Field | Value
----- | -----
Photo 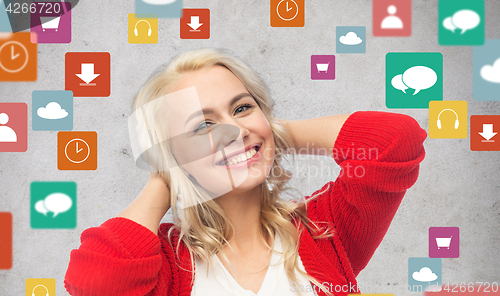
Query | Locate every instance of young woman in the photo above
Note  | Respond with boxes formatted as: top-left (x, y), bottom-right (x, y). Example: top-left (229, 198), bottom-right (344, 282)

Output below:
top-left (64, 48), bottom-right (427, 296)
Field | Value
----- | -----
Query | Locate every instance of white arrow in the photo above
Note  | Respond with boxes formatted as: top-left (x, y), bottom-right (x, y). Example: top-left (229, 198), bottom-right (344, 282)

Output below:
top-left (479, 124), bottom-right (497, 141)
top-left (188, 16), bottom-right (203, 31)
top-left (76, 63), bottom-right (100, 84)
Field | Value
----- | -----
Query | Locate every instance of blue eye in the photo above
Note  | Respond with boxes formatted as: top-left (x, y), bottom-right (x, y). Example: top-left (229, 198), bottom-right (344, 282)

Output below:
top-left (235, 104), bottom-right (253, 114)
top-left (194, 121), bottom-right (213, 133)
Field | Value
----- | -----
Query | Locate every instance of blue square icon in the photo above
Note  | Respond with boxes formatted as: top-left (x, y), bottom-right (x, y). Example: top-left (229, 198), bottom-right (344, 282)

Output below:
top-left (32, 91), bottom-right (73, 131)
top-left (135, 0), bottom-right (183, 18)
top-left (336, 26), bottom-right (366, 53)
top-left (473, 39), bottom-right (500, 101)
top-left (408, 257), bottom-right (442, 292)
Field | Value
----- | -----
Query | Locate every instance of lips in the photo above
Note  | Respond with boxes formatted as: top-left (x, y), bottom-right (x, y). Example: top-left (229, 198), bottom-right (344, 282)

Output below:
top-left (215, 143), bottom-right (261, 166)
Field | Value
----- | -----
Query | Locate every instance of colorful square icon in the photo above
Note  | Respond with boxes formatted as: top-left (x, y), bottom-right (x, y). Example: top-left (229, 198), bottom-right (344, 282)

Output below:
top-left (0, 103), bottom-right (27, 152)
top-left (26, 278), bottom-right (55, 296)
top-left (373, 0), bottom-right (411, 36)
top-left (470, 115), bottom-right (500, 151)
top-left (0, 212), bottom-right (12, 269)
top-left (438, 0), bottom-right (484, 46)
top-left (30, 2), bottom-right (71, 44)
top-left (135, 0), bottom-right (182, 18)
top-left (408, 257), bottom-right (442, 292)
top-left (429, 101), bottom-right (467, 139)
top-left (32, 90), bottom-right (73, 131)
top-left (30, 181), bottom-right (77, 229)
top-left (311, 55), bottom-right (335, 80)
top-left (473, 39), bottom-right (500, 101)
top-left (65, 52), bottom-right (110, 97)
top-left (0, 1), bottom-right (12, 32)
top-left (386, 52), bottom-right (443, 108)
top-left (128, 14), bottom-right (158, 44)
top-left (58, 131), bottom-right (97, 170)
top-left (429, 227), bottom-right (459, 258)
top-left (0, 32), bottom-right (37, 81)
top-left (270, 0), bottom-right (304, 27)
top-left (336, 26), bottom-right (366, 54)
top-left (180, 9), bottom-right (210, 39)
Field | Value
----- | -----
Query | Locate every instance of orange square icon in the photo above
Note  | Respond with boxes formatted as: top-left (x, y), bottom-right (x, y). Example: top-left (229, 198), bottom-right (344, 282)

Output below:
top-left (271, 0), bottom-right (304, 27)
top-left (65, 52), bottom-right (110, 97)
top-left (0, 33), bottom-right (37, 81)
top-left (470, 115), bottom-right (500, 151)
top-left (0, 212), bottom-right (12, 269)
top-left (180, 9), bottom-right (210, 39)
top-left (58, 131), bottom-right (97, 170)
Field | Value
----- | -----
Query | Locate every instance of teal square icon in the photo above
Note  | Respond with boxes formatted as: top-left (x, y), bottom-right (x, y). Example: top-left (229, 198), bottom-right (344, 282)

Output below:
top-left (336, 26), bottom-right (366, 54)
top-left (32, 91), bottom-right (73, 131)
top-left (438, 0), bottom-right (484, 46)
top-left (386, 52), bottom-right (443, 108)
top-left (135, 0), bottom-right (183, 18)
top-left (30, 181), bottom-right (77, 229)
top-left (408, 257), bottom-right (442, 292)
top-left (473, 39), bottom-right (500, 101)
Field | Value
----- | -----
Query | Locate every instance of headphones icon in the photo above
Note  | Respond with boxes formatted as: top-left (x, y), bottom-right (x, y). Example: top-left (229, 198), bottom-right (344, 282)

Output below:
top-left (437, 108), bottom-right (459, 129)
top-left (134, 20), bottom-right (152, 36)
top-left (32, 284), bottom-right (49, 296)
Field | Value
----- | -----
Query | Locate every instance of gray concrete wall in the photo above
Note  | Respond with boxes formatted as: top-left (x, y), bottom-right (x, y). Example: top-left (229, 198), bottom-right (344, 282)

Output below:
top-left (1, 0), bottom-right (499, 295)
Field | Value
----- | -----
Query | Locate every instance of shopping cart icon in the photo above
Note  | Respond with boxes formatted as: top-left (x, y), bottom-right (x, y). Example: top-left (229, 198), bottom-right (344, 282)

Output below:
top-left (316, 62), bottom-right (330, 73)
top-left (40, 16), bottom-right (62, 32)
top-left (435, 236), bottom-right (452, 249)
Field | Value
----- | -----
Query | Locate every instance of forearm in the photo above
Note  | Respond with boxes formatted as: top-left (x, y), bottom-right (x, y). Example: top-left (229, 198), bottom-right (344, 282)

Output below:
top-left (278, 114), bottom-right (351, 156)
top-left (117, 176), bottom-right (171, 235)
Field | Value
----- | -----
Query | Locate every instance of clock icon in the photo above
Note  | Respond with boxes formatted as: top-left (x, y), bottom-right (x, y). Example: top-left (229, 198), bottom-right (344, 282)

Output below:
top-left (276, 0), bottom-right (299, 21)
top-left (64, 138), bottom-right (90, 164)
top-left (0, 41), bottom-right (29, 73)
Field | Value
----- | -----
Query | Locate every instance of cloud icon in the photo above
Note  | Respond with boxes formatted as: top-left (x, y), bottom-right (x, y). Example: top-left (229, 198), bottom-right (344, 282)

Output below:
top-left (142, 0), bottom-right (176, 4)
top-left (37, 102), bottom-right (68, 119)
top-left (412, 267), bottom-right (438, 282)
top-left (480, 58), bottom-right (500, 84)
top-left (339, 32), bottom-right (362, 45)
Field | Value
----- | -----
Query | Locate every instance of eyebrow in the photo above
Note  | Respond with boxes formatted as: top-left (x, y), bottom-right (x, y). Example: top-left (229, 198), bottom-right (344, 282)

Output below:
top-left (184, 93), bottom-right (253, 127)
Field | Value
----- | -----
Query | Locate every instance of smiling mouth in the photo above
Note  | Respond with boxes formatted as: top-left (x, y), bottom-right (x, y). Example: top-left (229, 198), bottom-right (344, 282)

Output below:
top-left (216, 144), bottom-right (261, 166)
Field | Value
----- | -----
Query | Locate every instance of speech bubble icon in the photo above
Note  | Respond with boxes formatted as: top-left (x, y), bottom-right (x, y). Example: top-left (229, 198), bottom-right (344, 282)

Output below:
top-left (391, 74), bottom-right (409, 94)
top-left (44, 193), bottom-right (72, 218)
top-left (402, 66), bottom-right (437, 95)
top-left (35, 200), bottom-right (49, 216)
top-left (452, 9), bottom-right (480, 34)
top-left (443, 17), bottom-right (457, 32)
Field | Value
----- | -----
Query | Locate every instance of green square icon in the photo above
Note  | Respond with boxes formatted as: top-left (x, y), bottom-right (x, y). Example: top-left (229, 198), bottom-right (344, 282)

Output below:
top-left (386, 52), bottom-right (443, 108)
top-left (30, 181), bottom-right (77, 229)
top-left (438, 0), bottom-right (484, 46)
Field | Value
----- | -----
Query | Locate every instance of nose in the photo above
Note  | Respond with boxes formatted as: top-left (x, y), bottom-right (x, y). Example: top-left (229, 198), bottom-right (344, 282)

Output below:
top-left (218, 119), bottom-right (250, 147)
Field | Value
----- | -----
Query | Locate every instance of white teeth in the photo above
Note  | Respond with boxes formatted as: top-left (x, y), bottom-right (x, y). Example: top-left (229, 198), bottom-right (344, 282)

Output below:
top-left (222, 146), bottom-right (258, 166)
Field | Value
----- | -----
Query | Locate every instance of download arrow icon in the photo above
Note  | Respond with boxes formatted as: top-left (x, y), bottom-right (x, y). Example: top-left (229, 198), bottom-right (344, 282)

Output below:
top-left (479, 124), bottom-right (497, 141)
top-left (76, 63), bottom-right (100, 84)
top-left (188, 16), bottom-right (203, 31)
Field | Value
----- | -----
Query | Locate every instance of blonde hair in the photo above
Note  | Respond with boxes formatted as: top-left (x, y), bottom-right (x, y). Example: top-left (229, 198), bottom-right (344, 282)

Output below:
top-left (132, 48), bottom-right (336, 296)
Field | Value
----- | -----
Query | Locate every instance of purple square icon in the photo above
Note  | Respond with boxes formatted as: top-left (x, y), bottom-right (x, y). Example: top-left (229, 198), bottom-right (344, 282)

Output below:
top-left (429, 227), bottom-right (459, 258)
top-left (30, 2), bottom-right (71, 44)
top-left (311, 55), bottom-right (335, 80)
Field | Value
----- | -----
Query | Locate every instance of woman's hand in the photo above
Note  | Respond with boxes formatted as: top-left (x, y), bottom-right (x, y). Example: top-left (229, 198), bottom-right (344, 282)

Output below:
top-left (116, 172), bottom-right (172, 235)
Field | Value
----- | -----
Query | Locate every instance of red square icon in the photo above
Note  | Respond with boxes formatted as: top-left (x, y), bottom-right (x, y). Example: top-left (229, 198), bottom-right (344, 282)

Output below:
top-left (0, 212), bottom-right (12, 269)
top-left (373, 0), bottom-right (412, 36)
top-left (180, 9), bottom-right (210, 39)
top-left (0, 103), bottom-right (27, 152)
top-left (470, 115), bottom-right (500, 151)
top-left (65, 52), bottom-right (110, 97)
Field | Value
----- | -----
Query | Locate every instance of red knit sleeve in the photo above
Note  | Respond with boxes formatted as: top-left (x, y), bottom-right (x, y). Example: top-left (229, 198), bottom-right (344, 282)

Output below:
top-left (306, 111), bottom-right (427, 276)
top-left (64, 217), bottom-right (170, 296)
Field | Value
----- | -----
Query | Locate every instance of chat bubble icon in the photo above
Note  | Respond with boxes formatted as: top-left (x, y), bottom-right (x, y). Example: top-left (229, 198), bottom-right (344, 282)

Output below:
top-left (402, 66), bottom-right (437, 95)
top-left (391, 74), bottom-right (409, 94)
top-left (444, 9), bottom-right (481, 34)
top-left (44, 193), bottom-right (72, 218)
top-left (443, 17), bottom-right (457, 33)
top-left (35, 200), bottom-right (49, 216)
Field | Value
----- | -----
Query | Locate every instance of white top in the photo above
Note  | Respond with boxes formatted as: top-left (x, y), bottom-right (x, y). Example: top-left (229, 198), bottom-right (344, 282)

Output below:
top-left (192, 233), bottom-right (318, 296)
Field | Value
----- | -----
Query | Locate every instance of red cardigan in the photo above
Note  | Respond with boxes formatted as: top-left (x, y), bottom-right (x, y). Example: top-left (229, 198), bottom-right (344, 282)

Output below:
top-left (64, 111), bottom-right (427, 296)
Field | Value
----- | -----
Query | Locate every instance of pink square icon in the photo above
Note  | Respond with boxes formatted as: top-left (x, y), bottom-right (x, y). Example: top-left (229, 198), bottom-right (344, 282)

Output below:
top-left (311, 55), bottom-right (335, 80)
top-left (429, 227), bottom-right (459, 258)
top-left (0, 103), bottom-right (27, 152)
top-left (30, 2), bottom-right (71, 44)
top-left (373, 0), bottom-right (412, 36)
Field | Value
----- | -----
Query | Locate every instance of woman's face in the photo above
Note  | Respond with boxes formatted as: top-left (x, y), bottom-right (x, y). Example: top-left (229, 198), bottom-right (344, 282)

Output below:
top-left (165, 65), bottom-right (275, 202)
